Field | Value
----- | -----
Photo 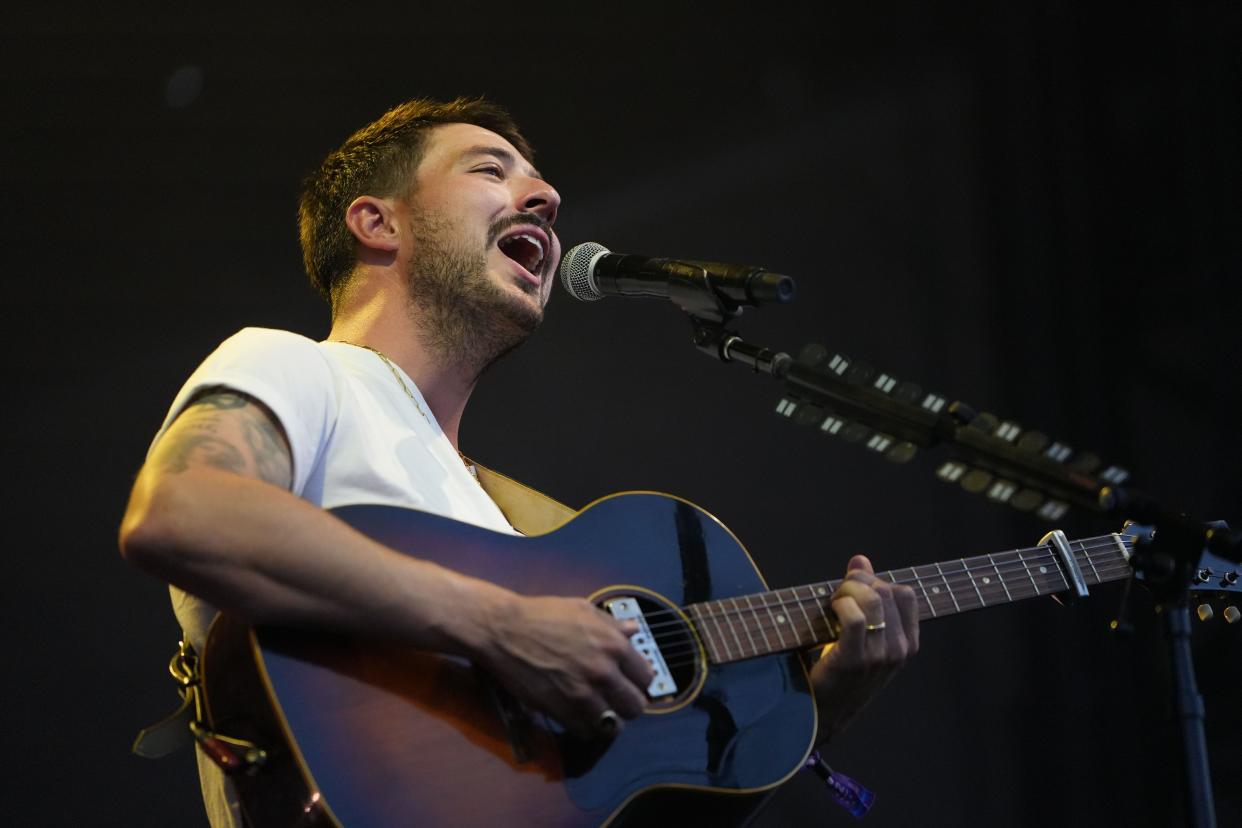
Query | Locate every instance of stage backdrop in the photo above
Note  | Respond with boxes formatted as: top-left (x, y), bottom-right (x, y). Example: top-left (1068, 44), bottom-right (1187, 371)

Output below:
top-left (3, 3), bottom-right (1238, 826)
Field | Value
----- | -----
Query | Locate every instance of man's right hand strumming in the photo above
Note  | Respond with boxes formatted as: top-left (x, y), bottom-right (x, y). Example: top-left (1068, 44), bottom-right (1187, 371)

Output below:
top-left (472, 592), bottom-right (655, 738)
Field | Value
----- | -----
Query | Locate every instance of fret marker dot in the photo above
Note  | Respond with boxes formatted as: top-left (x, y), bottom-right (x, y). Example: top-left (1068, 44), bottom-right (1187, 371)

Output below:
top-left (931, 586), bottom-right (941, 594)
top-left (1039, 566), bottom-right (1048, 574)
top-left (776, 614), bottom-right (786, 624)
top-left (816, 587), bottom-right (827, 596)
top-left (982, 576), bottom-right (991, 584)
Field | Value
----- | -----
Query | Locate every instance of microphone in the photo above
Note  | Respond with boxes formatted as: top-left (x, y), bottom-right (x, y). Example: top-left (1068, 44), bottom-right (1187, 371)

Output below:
top-left (558, 242), bottom-right (796, 307)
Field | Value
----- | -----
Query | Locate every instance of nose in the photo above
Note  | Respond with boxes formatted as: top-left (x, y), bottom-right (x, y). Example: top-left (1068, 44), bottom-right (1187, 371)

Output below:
top-left (517, 177), bottom-right (560, 226)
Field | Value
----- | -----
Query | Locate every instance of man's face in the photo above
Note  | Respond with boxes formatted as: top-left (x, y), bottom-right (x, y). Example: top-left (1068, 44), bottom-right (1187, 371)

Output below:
top-left (400, 123), bottom-right (562, 322)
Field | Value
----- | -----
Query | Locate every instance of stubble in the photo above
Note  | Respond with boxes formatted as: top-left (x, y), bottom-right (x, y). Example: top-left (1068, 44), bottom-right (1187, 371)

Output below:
top-left (404, 208), bottom-right (543, 380)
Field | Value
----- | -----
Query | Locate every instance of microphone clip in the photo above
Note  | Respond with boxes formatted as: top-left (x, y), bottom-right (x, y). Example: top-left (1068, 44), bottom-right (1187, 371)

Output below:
top-left (689, 316), bottom-right (793, 377)
top-left (665, 260), bottom-right (745, 324)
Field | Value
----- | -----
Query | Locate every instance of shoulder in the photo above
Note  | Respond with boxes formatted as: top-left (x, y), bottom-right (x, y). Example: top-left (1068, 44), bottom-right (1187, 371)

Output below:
top-left (211, 327), bottom-right (331, 366)
top-left (189, 327), bottom-right (339, 396)
top-left (153, 328), bottom-right (340, 493)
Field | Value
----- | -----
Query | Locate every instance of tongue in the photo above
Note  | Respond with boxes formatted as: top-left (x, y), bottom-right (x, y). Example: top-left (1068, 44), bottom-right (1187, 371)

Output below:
top-left (500, 237), bottom-right (537, 271)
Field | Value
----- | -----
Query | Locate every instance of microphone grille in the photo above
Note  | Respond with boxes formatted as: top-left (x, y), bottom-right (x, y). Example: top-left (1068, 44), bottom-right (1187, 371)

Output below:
top-left (558, 242), bottom-right (609, 301)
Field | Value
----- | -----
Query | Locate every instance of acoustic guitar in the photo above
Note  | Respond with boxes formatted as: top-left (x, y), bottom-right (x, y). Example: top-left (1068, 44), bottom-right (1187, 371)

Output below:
top-left (200, 492), bottom-right (1235, 827)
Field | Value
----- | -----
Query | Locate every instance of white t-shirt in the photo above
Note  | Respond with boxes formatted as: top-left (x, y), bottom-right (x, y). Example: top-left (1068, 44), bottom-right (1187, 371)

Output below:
top-left (148, 326), bottom-right (517, 827)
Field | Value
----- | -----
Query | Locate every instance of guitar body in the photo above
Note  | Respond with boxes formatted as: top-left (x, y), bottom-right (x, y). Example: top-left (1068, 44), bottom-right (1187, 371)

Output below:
top-left (203, 493), bottom-right (817, 827)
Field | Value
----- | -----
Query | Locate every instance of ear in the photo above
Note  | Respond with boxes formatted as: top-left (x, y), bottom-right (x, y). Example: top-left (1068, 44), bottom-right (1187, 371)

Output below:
top-left (344, 195), bottom-right (401, 253)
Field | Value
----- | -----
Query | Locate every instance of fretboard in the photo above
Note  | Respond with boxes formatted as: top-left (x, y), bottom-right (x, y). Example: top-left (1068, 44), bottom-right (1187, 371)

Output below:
top-left (684, 533), bottom-right (1133, 665)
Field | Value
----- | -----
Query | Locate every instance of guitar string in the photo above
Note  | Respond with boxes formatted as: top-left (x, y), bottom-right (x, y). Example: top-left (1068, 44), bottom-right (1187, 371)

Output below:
top-left (650, 563), bottom-right (1138, 666)
top-left (650, 563), bottom-right (1142, 660)
top-left (636, 535), bottom-right (1127, 627)
top-left (640, 561), bottom-right (1118, 650)
top-left (648, 561), bottom-right (1140, 669)
top-left (633, 537), bottom-right (1130, 633)
top-left (653, 555), bottom-right (1127, 635)
top-left (639, 561), bottom-right (1137, 669)
top-left (638, 556), bottom-right (1136, 665)
top-left (642, 557), bottom-right (1134, 644)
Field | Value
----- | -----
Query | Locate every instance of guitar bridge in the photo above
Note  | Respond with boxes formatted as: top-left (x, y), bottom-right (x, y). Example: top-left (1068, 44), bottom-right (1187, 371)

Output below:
top-left (605, 597), bottom-right (678, 699)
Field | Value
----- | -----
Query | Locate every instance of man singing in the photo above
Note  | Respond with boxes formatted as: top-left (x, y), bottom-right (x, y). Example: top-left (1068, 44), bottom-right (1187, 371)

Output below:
top-left (119, 97), bottom-right (920, 827)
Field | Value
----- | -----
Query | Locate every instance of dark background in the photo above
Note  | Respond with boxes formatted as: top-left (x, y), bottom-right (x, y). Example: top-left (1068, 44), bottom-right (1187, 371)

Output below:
top-left (4, 2), bottom-right (1239, 826)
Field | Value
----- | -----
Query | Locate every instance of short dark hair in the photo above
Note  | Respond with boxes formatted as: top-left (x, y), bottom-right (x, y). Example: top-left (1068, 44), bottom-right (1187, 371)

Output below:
top-left (297, 97), bottom-right (534, 307)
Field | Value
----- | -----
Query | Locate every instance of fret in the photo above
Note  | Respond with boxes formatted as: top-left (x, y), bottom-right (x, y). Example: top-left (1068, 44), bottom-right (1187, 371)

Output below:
top-left (773, 589), bottom-right (810, 647)
top-left (1018, 546), bottom-right (1069, 595)
top-left (729, 597), bottom-right (759, 656)
top-left (786, 587), bottom-right (818, 646)
top-left (913, 563), bottom-right (952, 616)
top-left (1045, 547), bottom-right (1071, 593)
top-left (1018, 546), bottom-right (1043, 595)
top-left (907, 566), bottom-right (938, 618)
top-left (769, 590), bottom-right (797, 645)
top-left (718, 599), bottom-right (748, 657)
top-left (708, 601), bottom-right (736, 662)
top-left (959, 554), bottom-right (1004, 606)
top-left (986, 553), bottom-right (1014, 603)
top-left (807, 583), bottom-right (836, 638)
top-left (1077, 541), bottom-right (1102, 584)
top-left (1110, 533), bottom-right (1131, 565)
top-left (743, 594), bottom-right (774, 653)
top-left (689, 605), bottom-right (722, 663)
top-left (933, 560), bottom-right (964, 613)
top-left (962, 558), bottom-right (986, 606)
top-left (758, 592), bottom-right (790, 649)
top-left (993, 549), bottom-right (1037, 601)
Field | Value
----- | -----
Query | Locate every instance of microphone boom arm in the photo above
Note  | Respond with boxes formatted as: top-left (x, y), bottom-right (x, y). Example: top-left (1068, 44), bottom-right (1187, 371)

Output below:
top-left (677, 306), bottom-right (1236, 828)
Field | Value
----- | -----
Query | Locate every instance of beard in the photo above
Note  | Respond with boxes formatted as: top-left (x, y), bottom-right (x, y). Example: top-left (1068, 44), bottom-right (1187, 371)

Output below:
top-left (404, 208), bottom-right (544, 380)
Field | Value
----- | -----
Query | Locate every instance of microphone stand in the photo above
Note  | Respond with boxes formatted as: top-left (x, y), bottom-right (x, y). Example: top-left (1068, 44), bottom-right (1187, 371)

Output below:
top-left (676, 299), bottom-right (1239, 828)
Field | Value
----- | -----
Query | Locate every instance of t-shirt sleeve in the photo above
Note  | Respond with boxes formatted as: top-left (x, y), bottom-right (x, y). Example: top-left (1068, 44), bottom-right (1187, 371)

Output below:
top-left (149, 327), bottom-right (337, 496)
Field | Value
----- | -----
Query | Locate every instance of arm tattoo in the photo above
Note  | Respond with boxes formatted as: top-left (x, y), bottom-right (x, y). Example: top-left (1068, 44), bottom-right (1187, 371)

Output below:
top-left (193, 391), bottom-right (249, 410)
top-left (153, 388), bottom-right (293, 489)
top-left (155, 431), bottom-right (248, 475)
top-left (242, 409), bottom-right (293, 486)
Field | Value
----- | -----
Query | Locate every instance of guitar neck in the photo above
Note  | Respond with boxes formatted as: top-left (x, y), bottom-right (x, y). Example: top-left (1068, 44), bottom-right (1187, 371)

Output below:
top-left (685, 533), bottom-right (1135, 665)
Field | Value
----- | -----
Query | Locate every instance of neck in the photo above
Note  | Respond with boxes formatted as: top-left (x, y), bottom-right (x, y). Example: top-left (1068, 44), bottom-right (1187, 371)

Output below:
top-left (329, 290), bottom-right (477, 450)
top-left (685, 532), bottom-right (1135, 665)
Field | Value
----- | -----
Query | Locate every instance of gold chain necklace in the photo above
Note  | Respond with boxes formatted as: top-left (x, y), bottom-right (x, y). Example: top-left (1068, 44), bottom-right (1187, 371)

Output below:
top-left (339, 341), bottom-right (430, 420)
top-left (336, 341), bottom-right (478, 478)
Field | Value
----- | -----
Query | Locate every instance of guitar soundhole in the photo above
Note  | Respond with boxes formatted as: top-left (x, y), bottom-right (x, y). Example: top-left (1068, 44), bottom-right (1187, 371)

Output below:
top-left (596, 589), bottom-right (702, 712)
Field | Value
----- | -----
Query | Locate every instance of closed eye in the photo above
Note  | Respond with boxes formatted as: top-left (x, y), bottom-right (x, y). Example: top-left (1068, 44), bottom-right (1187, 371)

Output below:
top-left (474, 164), bottom-right (504, 178)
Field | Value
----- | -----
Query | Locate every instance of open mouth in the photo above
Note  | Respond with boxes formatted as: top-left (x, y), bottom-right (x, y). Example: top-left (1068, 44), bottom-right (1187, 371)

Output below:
top-left (497, 231), bottom-right (546, 278)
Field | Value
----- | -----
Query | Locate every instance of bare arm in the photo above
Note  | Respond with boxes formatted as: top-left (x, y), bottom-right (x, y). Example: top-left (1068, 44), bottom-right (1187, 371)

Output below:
top-left (119, 389), bottom-right (651, 735)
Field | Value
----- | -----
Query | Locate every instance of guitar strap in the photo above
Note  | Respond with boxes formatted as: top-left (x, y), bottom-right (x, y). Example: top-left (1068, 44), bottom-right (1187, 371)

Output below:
top-left (472, 461), bottom-right (577, 536)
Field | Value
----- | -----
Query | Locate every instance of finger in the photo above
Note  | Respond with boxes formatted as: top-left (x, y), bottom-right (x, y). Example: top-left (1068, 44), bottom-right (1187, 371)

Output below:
top-left (612, 616), bottom-right (642, 637)
top-left (601, 668), bottom-right (649, 720)
top-left (875, 583), bottom-right (906, 661)
top-left (847, 554), bottom-right (875, 576)
top-left (557, 671), bottom-right (638, 738)
top-left (833, 578), bottom-right (885, 626)
top-left (616, 639), bottom-right (656, 693)
top-left (894, 583), bottom-right (920, 654)
top-left (835, 578), bottom-right (888, 660)
top-left (554, 686), bottom-right (612, 740)
top-left (829, 592), bottom-right (868, 664)
top-left (598, 627), bottom-right (651, 719)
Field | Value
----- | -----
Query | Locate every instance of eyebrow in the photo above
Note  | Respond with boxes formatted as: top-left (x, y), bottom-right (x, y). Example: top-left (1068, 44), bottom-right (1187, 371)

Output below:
top-left (460, 145), bottom-right (543, 181)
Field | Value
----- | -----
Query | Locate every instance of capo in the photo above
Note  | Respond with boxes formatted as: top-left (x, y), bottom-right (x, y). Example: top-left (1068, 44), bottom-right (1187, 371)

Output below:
top-left (1040, 529), bottom-right (1090, 599)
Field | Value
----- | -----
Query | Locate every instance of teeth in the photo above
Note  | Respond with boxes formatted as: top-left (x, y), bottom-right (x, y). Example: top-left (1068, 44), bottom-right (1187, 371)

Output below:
top-left (504, 232), bottom-right (544, 272)
top-left (511, 233), bottom-right (544, 257)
